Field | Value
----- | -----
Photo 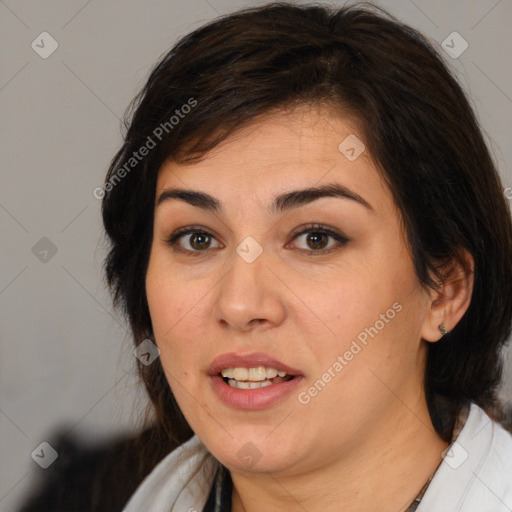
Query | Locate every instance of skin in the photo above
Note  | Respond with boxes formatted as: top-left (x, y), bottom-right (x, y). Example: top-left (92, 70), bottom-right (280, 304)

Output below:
top-left (145, 104), bottom-right (473, 512)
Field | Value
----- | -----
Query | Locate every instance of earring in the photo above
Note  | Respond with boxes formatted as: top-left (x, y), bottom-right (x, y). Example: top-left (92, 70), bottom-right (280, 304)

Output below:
top-left (439, 324), bottom-right (448, 336)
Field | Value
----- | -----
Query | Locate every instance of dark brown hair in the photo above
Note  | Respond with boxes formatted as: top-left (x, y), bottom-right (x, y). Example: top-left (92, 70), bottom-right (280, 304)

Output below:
top-left (101, 0), bottom-right (512, 467)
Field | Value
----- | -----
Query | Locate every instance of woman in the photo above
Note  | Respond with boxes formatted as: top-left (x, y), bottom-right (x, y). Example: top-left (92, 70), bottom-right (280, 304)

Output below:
top-left (99, 2), bottom-right (512, 511)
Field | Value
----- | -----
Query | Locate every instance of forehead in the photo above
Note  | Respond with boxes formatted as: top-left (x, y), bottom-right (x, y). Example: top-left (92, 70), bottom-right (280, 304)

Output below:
top-left (155, 105), bottom-right (389, 212)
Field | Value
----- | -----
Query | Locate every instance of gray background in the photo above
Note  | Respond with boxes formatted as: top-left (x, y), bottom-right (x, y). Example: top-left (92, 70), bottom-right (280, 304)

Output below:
top-left (1, 0), bottom-right (511, 510)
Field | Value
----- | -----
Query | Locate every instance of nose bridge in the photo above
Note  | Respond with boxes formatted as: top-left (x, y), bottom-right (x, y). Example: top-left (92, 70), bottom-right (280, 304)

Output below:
top-left (214, 238), bottom-right (285, 330)
top-left (224, 239), bottom-right (267, 306)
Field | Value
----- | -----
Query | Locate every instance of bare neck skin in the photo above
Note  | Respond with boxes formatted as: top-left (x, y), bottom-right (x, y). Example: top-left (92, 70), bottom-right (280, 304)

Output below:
top-left (230, 396), bottom-right (449, 512)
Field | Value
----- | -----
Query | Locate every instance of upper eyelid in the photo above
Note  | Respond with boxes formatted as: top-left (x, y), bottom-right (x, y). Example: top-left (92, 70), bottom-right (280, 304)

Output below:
top-left (170, 224), bottom-right (341, 238)
top-left (169, 226), bottom-right (221, 242)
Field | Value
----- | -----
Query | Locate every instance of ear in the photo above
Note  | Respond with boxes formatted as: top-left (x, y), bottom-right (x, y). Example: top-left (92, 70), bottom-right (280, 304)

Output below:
top-left (421, 250), bottom-right (474, 342)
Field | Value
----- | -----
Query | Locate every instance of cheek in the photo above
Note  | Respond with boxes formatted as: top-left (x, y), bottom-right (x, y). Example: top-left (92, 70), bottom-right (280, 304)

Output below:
top-left (145, 256), bottom-right (207, 370)
top-left (146, 275), bottom-right (210, 412)
top-left (146, 245), bottom-right (207, 329)
top-left (302, 235), bottom-right (414, 328)
top-left (297, 254), bottom-right (422, 383)
top-left (299, 268), bottom-right (402, 346)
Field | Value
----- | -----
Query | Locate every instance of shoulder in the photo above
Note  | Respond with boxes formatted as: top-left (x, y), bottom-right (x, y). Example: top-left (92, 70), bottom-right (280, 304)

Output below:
top-left (18, 425), bottom-right (181, 512)
top-left (121, 434), bottom-right (217, 512)
top-left (419, 402), bottom-right (512, 512)
top-left (461, 404), bottom-right (512, 509)
top-left (479, 407), bottom-right (512, 489)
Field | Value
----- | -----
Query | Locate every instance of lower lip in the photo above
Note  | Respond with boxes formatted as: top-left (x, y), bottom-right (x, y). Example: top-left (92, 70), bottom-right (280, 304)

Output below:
top-left (209, 374), bottom-right (304, 410)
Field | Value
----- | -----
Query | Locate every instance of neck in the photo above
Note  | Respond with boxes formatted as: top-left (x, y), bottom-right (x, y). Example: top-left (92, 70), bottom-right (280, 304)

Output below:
top-left (230, 399), bottom-right (449, 512)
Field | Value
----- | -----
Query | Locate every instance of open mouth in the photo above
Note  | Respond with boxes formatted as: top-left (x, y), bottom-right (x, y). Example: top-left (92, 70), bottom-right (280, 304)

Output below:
top-left (210, 361), bottom-right (303, 408)
top-left (220, 366), bottom-right (295, 389)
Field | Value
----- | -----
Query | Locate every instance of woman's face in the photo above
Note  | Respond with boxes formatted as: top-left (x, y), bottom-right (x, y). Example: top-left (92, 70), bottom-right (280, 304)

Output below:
top-left (145, 105), bottom-right (434, 475)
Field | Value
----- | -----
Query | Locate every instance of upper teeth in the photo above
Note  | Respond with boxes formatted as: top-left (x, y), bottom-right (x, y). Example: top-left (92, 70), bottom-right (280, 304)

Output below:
top-left (221, 366), bottom-right (287, 381)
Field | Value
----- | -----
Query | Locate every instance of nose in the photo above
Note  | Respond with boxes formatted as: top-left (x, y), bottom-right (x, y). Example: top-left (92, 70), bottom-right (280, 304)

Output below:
top-left (213, 245), bottom-right (286, 332)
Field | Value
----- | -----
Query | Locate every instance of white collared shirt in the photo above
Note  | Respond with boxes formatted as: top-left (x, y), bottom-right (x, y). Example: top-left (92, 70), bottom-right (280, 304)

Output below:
top-left (122, 403), bottom-right (512, 512)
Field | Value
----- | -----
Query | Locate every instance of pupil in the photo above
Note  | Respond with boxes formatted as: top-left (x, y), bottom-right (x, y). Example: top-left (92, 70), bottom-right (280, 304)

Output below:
top-left (308, 232), bottom-right (326, 249)
top-left (191, 233), bottom-right (209, 249)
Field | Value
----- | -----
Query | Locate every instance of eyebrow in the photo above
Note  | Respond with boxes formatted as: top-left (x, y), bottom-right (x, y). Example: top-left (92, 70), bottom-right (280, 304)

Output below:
top-left (156, 183), bottom-right (373, 214)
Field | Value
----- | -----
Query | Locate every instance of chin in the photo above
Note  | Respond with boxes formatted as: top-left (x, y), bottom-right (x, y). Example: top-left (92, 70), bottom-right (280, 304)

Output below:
top-left (203, 432), bottom-right (301, 475)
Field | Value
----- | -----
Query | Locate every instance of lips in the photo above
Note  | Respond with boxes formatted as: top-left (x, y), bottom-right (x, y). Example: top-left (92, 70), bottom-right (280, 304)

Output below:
top-left (207, 352), bottom-right (305, 409)
top-left (207, 352), bottom-right (303, 377)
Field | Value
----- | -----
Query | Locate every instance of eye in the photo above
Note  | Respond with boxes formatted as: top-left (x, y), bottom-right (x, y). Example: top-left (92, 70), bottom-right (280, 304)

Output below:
top-left (165, 226), bottom-right (222, 256)
top-left (288, 224), bottom-right (348, 255)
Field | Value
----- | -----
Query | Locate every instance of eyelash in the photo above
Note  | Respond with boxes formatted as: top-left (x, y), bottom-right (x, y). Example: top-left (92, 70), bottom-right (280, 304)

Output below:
top-left (164, 224), bottom-right (348, 257)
